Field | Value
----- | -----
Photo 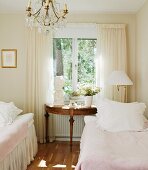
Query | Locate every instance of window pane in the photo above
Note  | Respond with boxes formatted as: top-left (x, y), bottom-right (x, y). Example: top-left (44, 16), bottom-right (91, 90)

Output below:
top-left (53, 38), bottom-right (72, 92)
top-left (78, 39), bottom-right (96, 85)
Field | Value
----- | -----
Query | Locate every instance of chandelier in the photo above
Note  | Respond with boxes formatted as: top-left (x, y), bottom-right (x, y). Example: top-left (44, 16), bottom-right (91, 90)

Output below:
top-left (26, 0), bottom-right (68, 32)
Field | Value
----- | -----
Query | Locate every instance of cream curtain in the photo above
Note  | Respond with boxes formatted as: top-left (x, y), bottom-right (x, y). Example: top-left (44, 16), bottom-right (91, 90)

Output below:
top-left (96, 24), bottom-right (127, 101)
top-left (24, 28), bottom-right (54, 143)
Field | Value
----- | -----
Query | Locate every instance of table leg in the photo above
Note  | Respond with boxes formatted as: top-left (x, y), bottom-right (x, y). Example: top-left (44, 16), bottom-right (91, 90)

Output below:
top-left (69, 116), bottom-right (75, 148)
top-left (45, 111), bottom-right (49, 143)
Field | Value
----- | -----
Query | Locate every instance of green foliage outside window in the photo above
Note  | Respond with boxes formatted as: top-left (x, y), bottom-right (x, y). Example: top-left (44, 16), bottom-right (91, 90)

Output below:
top-left (78, 39), bottom-right (96, 84)
top-left (53, 38), bottom-right (97, 99)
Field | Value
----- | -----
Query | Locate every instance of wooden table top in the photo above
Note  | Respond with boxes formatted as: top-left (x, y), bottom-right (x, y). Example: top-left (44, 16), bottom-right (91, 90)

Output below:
top-left (45, 104), bottom-right (97, 116)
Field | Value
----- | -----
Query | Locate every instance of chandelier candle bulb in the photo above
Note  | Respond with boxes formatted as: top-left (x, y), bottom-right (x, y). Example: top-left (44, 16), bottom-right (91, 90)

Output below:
top-left (45, 0), bottom-right (50, 7)
top-left (27, 0), bottom-right (31, 8)
top-left (64, 4), bottom-right (67, 10)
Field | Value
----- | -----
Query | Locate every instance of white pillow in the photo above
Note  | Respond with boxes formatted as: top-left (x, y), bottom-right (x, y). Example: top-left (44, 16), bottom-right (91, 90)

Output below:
top-left (96, 98), bottom-right (146, 132)
top-left (0, 102), bottom-right (22, 127)
top-left (0, 115), bottom-right (6, 127)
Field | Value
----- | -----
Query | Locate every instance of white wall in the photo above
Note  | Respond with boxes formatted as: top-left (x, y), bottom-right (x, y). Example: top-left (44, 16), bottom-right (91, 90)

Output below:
top-left (0, 13), bottom-right (136, 110)
top-left (0, 14), bottom-right (26, 109)
top-left (136, 1), bottom-right (148, 115)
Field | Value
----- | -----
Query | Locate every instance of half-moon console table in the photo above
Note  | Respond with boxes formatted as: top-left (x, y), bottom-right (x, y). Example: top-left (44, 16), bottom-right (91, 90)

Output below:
top-left (45, 105), bottom-right (97, 148)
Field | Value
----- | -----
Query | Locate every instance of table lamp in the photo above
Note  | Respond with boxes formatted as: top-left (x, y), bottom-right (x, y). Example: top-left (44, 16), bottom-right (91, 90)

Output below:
top-left (108, 70), bottom-right (133, 102)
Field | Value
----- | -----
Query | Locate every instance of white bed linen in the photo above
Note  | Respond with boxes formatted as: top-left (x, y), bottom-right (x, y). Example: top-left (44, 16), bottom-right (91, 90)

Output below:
top-left (0, 102), bottom-right (23, 127)
top-left (0, 113), bottom-right (38, 170)
top-left (96, 99), bottom-right (146, 132)
top-left (75, 116), bottom-right (148, 170)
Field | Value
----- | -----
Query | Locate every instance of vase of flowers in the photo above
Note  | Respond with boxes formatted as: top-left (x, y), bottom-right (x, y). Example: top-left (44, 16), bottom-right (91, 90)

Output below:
top-left (84, 96), bottom-right (93, 107)
top-left (80, 85), bottom-right (100, 107)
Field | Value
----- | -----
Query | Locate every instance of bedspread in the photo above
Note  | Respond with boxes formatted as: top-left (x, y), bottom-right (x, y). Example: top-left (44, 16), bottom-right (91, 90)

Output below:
top-left (0, 113), bottom-right (33, 161)
top-left (75, 117), bottom-right (148, 170)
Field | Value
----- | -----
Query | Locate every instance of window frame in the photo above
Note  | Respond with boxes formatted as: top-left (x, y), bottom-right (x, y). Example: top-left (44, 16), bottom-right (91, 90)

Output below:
top-left (53, 38), bottom-right (97, 90)
top-left (53, 23), bottom-right (97, 91)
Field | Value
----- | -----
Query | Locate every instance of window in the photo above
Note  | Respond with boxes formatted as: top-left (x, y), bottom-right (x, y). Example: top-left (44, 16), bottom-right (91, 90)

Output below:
top-left (53, 38), bottom-right (97, 91)
top-left (53, 24), bottom-right (97, 101)
top-left (77, 39), bottom-right (96, 85)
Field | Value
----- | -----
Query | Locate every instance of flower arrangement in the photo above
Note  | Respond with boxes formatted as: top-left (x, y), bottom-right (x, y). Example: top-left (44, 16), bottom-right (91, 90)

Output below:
top-left (63, 83), bottom-right (81, 97)
top-left (79, 84), bottom-right (100, 96)
top-left (63, 83), bottom-right (100, 97)
top-left (71, 90), bottom-right (81, 97)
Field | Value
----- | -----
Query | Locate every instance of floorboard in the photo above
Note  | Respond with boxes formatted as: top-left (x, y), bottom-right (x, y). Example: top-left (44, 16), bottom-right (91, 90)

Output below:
top-left (27, 141), bottom-right (80, 170)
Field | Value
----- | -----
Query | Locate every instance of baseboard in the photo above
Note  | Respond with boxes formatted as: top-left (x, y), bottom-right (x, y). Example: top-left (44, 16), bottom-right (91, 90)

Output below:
top-left (55, 136), bottom-right (81, 141)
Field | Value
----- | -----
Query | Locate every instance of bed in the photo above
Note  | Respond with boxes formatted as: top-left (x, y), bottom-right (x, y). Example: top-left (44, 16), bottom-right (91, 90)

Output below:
top-left (75, 99), bottom-right (148, 170)
top-left (0, 113), bottom-right (38, 170)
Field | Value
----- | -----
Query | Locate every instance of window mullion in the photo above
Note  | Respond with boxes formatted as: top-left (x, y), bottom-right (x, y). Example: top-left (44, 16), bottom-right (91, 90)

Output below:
top-left (72, 38), bottom-right (78, 90)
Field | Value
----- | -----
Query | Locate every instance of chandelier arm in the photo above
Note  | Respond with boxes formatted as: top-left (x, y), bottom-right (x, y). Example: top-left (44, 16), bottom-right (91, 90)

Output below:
top-left (34, 12), bottom-right (41, 20)
top-left (32, 6), bottom-right (42, 17)
top-left (36, 19), bottom-right (41, 24)
top-left (62, 13), bottom-right (66, 18)
top-left (36, 16), bottom-right (45, 26)
top-left (54, 17), bottom-right (60, 24)
top-left (51, 2), bottom-right (60, 19)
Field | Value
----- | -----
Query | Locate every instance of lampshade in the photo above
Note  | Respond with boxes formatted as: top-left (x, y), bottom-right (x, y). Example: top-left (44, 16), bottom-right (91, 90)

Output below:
top-left (108, 71), bottom-right (133, 86)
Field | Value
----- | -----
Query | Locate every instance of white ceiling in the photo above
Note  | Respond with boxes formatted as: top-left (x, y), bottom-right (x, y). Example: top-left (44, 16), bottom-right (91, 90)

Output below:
top-left (0, 0), bottom-right (146, 14)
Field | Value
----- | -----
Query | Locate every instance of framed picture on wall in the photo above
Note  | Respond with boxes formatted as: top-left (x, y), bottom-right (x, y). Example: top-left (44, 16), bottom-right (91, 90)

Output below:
top-left (1, 49), bottom-right (17, 68)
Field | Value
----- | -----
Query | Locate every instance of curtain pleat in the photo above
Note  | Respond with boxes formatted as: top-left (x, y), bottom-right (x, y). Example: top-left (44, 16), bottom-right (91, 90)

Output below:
top-left (24, 28), bottom-right (54, 143)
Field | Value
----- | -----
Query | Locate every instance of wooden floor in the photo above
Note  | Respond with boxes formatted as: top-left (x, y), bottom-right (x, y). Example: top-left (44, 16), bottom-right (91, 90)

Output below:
top-left (27, 141), bottom-right (80, 170)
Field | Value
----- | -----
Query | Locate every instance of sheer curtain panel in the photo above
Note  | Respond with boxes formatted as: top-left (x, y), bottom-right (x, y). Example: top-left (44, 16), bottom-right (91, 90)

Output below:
top-left (24, 28), bottom-right (54, 143)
